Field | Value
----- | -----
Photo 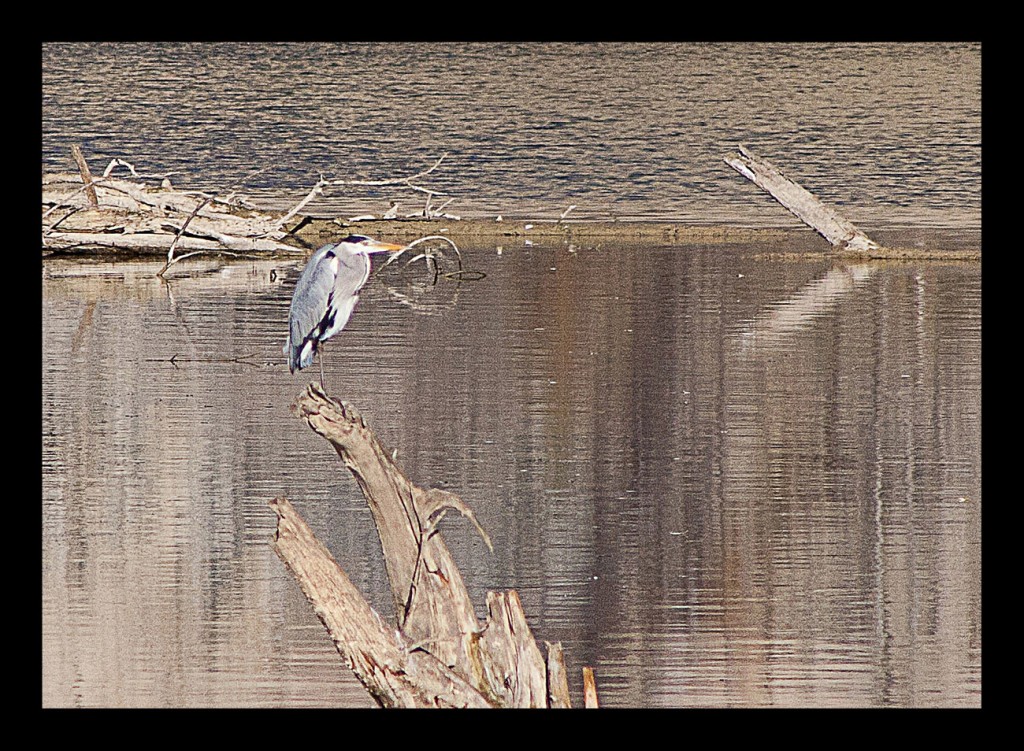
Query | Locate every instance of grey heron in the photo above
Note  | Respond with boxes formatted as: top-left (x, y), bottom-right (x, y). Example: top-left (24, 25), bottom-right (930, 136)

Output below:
top-left (284, 234), bottom-right (405, 384)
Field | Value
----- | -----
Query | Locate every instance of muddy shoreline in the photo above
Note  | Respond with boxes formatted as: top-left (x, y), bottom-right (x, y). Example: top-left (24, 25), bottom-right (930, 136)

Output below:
top-left (42, 217), bottom-right (981, 263)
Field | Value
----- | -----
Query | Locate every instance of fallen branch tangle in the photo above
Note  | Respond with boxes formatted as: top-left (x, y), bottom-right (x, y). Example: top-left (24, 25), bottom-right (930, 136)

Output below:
top-left (42, 147), bottom-right (459, 275)
top-left (42, 150), bottom-right (301, 275)
top-left (272, 384), bottom-right (592, 708)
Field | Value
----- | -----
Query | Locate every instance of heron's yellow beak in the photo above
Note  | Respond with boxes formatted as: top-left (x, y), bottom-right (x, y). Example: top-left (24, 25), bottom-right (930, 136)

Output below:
top-left (367, 240), bottom-right (406, 254)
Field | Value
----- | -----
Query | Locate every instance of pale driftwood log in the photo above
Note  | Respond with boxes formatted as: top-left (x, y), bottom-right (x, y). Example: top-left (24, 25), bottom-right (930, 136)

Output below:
top-left (43, 149), bottom-right (464, 271)
top-left (42, 183), bottom-right (289, 240)
top-left (724, 145), bottom-right (880, 252)
top-left (42, 174), bottom-right (278, 232)
top-left (281, 383), bottom-right (588, 707)
top-left (42, 230), bottom-right (297, 254)
top-left (42, 180), bottom-right (299, 259)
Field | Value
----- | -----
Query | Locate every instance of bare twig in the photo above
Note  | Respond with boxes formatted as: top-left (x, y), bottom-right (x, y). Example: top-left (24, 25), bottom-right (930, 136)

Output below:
top-left (330, 153), bottom-right (448, 189)
top-left (157, 167), bottom-right (298, 276)
top-left (275, 155), bottom-right (451, 228)
top-left (407, 186), bottom-right (451, 218)
top-left (144, 352), bottom-right (265, 367)
top-left (433, 197), bottom-right (456, 214)
top-left (163, 194), bottom-right (216, 272)
top-left (103, 157), bottom-right (138, 178)
top-left (381, 234), bottom-right (464, 275)
top-left (101, 156), bottom-right (180, 183)
top-left (42, 177), bottom-right (107, 221)
top-left (158, 248), bottom-right (261, 273)
top-left (272, 177), bottom-right (328, 232)
top-left (41, 205), bottom-right (82, 233)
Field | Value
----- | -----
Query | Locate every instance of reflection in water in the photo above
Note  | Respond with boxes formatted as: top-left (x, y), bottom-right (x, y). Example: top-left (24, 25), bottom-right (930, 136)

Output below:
top-left (42, 243), bottom-right (980, 707)
top-left (714, 263), bottom-right (980, 706)
top-left (735, 265), bottom-right (876, 350)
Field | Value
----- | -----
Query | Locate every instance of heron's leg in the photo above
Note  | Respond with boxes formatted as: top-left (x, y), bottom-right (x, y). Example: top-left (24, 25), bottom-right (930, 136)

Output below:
top-left (318, 342), bottom-right (326, 390)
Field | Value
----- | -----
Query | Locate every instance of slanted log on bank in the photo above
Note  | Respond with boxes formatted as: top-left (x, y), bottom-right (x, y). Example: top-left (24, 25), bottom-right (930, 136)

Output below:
top-left (272, 383), bottom-right (590, 707)
top-left (725, 144), bottom-right (880, 253)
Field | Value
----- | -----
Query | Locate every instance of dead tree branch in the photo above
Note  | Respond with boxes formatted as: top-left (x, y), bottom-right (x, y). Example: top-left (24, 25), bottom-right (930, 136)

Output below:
top-left (275, 384), bottom-right (591, 707)
top-left (70, 145), bottom-right (99, 209)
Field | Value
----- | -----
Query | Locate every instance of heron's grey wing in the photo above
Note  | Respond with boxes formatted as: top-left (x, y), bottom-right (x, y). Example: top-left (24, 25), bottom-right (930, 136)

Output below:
top-left (285, 245), bottom-right (339, 370)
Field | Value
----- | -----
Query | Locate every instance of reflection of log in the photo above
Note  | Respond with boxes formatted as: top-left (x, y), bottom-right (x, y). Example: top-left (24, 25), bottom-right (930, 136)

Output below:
top-left (735, 264), bottom-right (876, 351)
top-left (725, 145), bottom-right (880, 252)
top-left (273, 383), bottom-right (587, 707)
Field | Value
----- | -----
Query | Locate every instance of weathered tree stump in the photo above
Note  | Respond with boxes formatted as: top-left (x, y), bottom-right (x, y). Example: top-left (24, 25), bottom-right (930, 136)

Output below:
top-left (271, 383), bottom-right (591, 708)
top-left (271, 495), bottom-right (490, 707)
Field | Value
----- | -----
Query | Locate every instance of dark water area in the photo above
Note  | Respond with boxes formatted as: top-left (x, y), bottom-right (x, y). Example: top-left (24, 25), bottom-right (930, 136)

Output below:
top-left (42, 42), bottom-right (981, 707)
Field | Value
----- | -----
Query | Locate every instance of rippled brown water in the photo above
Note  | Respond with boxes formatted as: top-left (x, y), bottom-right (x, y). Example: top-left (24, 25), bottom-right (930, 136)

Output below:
top-left (42, 42), bottom-right (980, 228)
top-left (42, 42), bottom-right (981, 708)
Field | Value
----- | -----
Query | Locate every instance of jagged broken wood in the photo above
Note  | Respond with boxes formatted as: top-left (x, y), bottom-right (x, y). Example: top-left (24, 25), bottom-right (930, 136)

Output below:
top-left (270, 495), bottom-right (492, 708)
top-left (583, 666), bottom-right (600, 708)
top-left (70, 144), bottom-right (99, 209)
top-left (724, 145), bottom-right (880, 253)
top-left (273, 383), bottom-right (594, 707)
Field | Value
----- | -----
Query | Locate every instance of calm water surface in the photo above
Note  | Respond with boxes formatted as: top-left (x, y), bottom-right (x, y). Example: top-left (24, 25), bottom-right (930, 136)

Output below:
top-left (41, 42), bottom-right (981, 707)
top-left (42, 241), bottom-right (980, 708)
